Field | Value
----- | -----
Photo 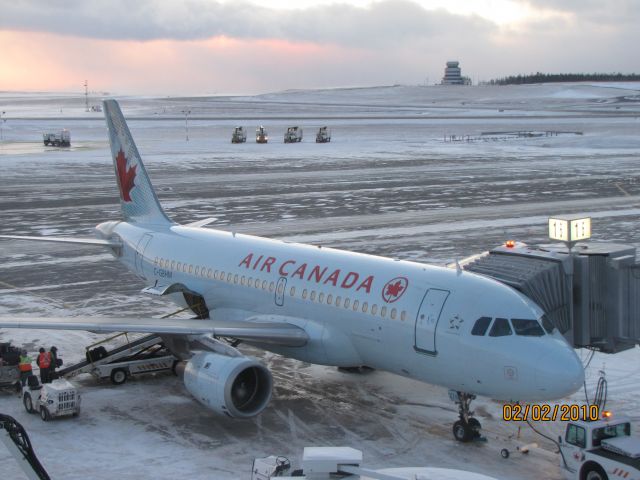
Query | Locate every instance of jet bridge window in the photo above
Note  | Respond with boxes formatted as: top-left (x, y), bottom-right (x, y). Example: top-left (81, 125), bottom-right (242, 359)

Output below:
top-left (488, 318), bottom-right (512, 337)
top-left (471, 317), bottom-right (492, 336)
top-left (565, 424), bottom-right (586, 448)
top-left (511, 319), bottom-right (545, 337)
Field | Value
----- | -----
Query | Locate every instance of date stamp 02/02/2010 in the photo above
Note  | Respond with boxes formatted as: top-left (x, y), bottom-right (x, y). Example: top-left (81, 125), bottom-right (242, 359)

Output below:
top-left (502, 404), bottom-right (600, 422)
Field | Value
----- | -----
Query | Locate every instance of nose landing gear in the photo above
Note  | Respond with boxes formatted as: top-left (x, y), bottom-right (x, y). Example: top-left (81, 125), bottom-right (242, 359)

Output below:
top-left (450, 390), bottom-right (484, 442)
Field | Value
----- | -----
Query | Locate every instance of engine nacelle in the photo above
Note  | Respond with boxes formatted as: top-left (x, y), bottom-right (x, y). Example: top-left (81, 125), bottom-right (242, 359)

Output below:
top-left (181, 351), bottom-right (273, 418)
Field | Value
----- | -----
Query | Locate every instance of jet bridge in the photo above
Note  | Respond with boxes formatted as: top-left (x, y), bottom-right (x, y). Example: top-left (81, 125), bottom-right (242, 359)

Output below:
top-left (461, 242), bottom-right (640, 353)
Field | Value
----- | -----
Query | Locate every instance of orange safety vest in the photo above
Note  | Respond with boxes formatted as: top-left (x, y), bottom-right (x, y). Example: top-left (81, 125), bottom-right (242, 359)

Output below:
top-left (19, 355), bottom-right (33, 372)
top-left (38, 352), bottom-right (52, 369)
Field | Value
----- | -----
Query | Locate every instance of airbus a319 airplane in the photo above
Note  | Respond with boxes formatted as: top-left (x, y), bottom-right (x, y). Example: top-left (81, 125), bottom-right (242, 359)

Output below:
top-left (0, 100), bottom-right (584, 442)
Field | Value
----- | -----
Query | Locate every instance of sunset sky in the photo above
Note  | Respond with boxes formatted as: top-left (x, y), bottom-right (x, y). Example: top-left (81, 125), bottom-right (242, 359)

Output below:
top-left (1, 0), bottom-right (638, 95)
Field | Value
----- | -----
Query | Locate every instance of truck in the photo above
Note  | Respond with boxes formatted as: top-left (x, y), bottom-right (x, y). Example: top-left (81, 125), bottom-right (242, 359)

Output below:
top-left (22, 376), bottom-right (81, 421)
top-left (284, 126), bottom-right (303, 143)
top-left (559, 414), bottom-right (640, 480)
top-left (256, 126), bottom-right (268, 143)
top-left (42, 130), bottom-right (70, 147)
top-left (316, 126), bottom-right (331, 143)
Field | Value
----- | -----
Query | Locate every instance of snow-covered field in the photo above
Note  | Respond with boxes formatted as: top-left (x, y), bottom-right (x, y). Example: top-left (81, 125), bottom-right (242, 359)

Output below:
top-left (1, 83), bottom-right (640, 479)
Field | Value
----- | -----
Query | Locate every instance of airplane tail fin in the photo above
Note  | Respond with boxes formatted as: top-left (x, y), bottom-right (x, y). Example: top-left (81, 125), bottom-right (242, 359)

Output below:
top-left (103, 99), bottom-right (173, 226)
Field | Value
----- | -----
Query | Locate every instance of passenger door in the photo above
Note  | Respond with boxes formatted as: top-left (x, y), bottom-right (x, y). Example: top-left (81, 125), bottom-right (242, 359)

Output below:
top-left (275, 277), bottom-right (287, 306)
top-left (414, 288), bottom-right (450, 354)
top-left (134, 233), bottom-right (153, 279)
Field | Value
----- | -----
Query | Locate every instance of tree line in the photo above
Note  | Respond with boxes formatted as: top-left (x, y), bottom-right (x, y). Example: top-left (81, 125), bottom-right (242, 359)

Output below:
top-left (487, 72), bottom-right (640, 85)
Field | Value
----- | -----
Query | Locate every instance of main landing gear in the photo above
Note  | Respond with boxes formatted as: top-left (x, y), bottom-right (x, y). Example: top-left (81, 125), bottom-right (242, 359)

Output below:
top-left (449, 390), bottom-right (483, 443)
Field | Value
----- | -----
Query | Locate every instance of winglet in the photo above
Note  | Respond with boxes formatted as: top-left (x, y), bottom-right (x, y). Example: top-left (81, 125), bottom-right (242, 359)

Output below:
top-left (103, 100), bottom-right (173, 226)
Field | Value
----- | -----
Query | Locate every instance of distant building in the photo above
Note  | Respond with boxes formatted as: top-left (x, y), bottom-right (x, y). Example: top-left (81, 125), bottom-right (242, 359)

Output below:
top-left (442, 61), bottom-right (470, 85)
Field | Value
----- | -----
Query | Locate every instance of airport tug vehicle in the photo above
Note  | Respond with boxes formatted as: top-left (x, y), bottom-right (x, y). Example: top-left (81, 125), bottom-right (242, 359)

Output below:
top-left (559, 413), bottom-right (640, 480)
top-left (256, 126), bottom-right (268, 143)
top-left (22, 376), bottom-right (81, 421)
top-left (284, 126), bottom-right (303, 143)
top-left (315, 126), bottom-right (331, 143)
top-left (0, 342), bottom-right (21, 390)
top-left (231, 126), bottom-right (247, 143)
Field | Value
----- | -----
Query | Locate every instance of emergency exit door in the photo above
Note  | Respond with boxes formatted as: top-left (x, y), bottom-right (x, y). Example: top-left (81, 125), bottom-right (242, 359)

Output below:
top-left (414, 288), bottom-right (450, 354)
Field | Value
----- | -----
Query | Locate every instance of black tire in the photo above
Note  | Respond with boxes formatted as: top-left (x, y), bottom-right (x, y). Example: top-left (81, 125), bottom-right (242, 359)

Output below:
top-left (40, 407), bottom-right (50, 422)
top-left (468, 417), bottom-right (482, 438)
top-left (23, 393), bottom-right (34, 413)
top-left (583, 464), bottom-right (608, 480)
top-left (500, 448), bottom-right (510, 459)
top-left (453, 420), bottom-right (473, 442)
top-left (15, 381), bottom-right (22, 393)
top-left (171, 360), bottom-right (179, 376)
top-left (110, 368), bottom-right (127, 385)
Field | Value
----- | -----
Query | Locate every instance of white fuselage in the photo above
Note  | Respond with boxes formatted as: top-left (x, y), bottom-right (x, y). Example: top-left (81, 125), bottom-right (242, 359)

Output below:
top-left (104, 220), bottom-right (584, 402)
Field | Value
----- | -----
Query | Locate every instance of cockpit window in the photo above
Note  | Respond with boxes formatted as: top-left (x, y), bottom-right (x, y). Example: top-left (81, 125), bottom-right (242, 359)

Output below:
top-left (489, 318), bottom-right (512, 337)
top-left (471, 317), bottom-right (492, 336)
top-left (511, 319), bottom-right (545, 337)
top-left (541, 314), bottom-right (556, 334)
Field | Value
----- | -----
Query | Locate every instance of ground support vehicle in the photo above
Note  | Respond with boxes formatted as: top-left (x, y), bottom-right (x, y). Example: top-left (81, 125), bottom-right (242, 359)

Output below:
top-left (231, 126), bottom-right (247, 143)
top-left (0, 342), bottom-right (21, 390)
top-left (284, 126), bottom-right (303, 143)
top-left (316, 126), bottom-right (331, 143)
top-left (42, 130), bottom-right (70, 147)
top-left (559, 415), bottom-right (640, 480)
top-left (256, 126), bottom-right (268, 143)
top-left (22, 376), bottom-right (80, 421)
top-left (58, 333), bottom-right (177, 385)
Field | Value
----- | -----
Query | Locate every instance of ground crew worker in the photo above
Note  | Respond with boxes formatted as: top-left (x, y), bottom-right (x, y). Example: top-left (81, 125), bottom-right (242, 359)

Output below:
top-left (37, 347), bottom-right (52, 384)
top-left (49, 346), bottom-right (59, 380)
top-left (19, 350), bottom-right (33, 386)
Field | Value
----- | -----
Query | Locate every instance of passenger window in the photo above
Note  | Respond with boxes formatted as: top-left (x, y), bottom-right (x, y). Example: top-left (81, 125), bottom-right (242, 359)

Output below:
top-left (183, 263), bottom-right (188, 273)
top-left (489, 318), bottom-right (512, 337)
top-left (269, 282), bottom-right (275, 292)
top-left (310, 291), bottom-right (316, 301)
top-left (290, 287), bottom-right (296, 297)
top-left (318, 293), bottom-right (325, 303)
top-left (241, 276), bottom-right (246, 285)
top-left (541, 314), bottom-right (556, 334)
top-left (471, 317), bottom-right (492, 336)
top-left (227, 273), bottom-right (232, 282)
top-left (234, 274), bottom-right (239, 284)
top-left (195, 266), bottom-right (200, 276)
top-left (207, 268), bottom-right (212, 278)
top-left (335, 296), bottom-right (342, 307)
top-left (400, 310), bottom-right (406, 321)
top-left (302, 289), bottom-right (308, 299)
top-left (362, 302), bottom-right (368, 313)
top-left (352, 300), bottom-right (359, 311)
top-left (154, 257), bottom-right (158, 266)
top-left (189, 265), bottom-right (193, 274)
top-left (391, 308), bottom-right (397, 320)
top-left (344, 298), bottom-right (351, 309)
top-left (201, 266), bottom-right (206, 276)
top-left (371, 304), bottom-right (378, 315)
top-left (327, 294), bottom-right (333, 305)
top-left (177, 262), bottom-right (182, 271)
top-left (262, 280), bottom-right (268, 290)
top-left (381, 306), bottom-right (387, 318)
top-left (511, 319), bottom-right (545, 337)
top-left (566, 424), bottom-right (586, 448)
top-left (171, 260), bottom-right (175, 270)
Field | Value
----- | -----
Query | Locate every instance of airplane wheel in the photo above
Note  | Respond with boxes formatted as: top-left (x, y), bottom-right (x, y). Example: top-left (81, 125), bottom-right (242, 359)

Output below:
top-left (110, 368), bottom-right (127, 385)
top-left (468, 417), bottom-right (482, 437)
top-left (40, 407), bottom-right (50, 422)
top-left (23, 393), bottom-right (34, 413)
top-left (453, 420), bottom-right (473, 442)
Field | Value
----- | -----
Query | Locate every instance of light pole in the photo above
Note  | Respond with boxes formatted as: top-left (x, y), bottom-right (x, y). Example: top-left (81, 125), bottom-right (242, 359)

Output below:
top-left (0, 111), bottom-right (5, 141)
top-left (181, 109), bottom-right (191, 141)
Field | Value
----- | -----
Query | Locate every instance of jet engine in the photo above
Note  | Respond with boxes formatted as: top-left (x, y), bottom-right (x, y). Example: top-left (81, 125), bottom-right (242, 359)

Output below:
top-left (179, 351), bottom-right (273, 418)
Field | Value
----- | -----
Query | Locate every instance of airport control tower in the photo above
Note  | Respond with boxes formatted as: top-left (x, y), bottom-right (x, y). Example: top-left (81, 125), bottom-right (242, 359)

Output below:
top-left (442, 61), bottom-right (466, 85)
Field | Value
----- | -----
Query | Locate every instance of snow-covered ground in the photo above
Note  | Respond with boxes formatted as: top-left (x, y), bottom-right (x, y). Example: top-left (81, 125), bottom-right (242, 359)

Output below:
top-left (1, 83), bottom-right (640, 479)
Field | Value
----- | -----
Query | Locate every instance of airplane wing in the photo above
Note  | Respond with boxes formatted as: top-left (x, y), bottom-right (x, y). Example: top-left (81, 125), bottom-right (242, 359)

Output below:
top-left (0, 316), bottom-right (308, 347)
top-left (0, 235), bottom-right (121, 247)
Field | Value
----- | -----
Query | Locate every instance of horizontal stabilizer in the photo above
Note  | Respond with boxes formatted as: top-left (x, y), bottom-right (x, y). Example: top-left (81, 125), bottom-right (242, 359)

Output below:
top-left (0, 316), bottom-right (308, 347)
top-left (0, 235), bottom-right (121, 247)
top-left (185, 217), bottom-right (217, 228)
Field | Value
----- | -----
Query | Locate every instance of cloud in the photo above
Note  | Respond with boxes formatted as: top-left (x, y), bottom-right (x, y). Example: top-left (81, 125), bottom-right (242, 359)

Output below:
top-left (0, 0), bottom-right (494, 47)
top-left (514, 0), bottom-right (640, 24)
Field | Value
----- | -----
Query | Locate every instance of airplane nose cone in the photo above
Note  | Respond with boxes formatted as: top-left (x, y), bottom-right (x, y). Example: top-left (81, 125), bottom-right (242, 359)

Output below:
top-left (534, 346), bottom-right (584, 399)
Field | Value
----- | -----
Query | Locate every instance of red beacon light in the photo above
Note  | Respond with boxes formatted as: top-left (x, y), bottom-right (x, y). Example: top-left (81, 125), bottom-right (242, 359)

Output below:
top-left (505, 240), bottom-right (516, 248)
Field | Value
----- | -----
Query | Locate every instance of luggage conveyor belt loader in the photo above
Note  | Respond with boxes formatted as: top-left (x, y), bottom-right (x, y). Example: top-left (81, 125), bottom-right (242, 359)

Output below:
top-left (57, 333), bottom-right (178, 385)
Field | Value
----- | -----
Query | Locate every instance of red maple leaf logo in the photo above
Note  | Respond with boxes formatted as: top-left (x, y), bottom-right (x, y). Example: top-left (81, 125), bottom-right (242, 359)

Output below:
top-left (386, 281), bottom-right (404, 298)
top-left (382, 277), bottom-right (408, 303)
top-left (115, 149), bottom-right (136, 202)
